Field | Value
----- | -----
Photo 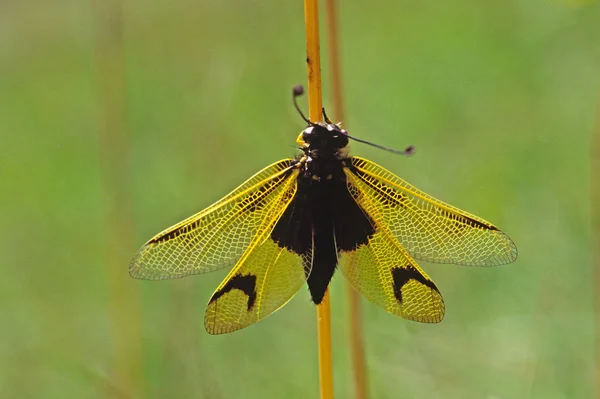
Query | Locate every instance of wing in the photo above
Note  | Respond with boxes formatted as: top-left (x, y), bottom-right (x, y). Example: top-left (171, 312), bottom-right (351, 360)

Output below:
top-left (344, 157), bottom-right (517, 266)
top-left (339, 225), bottom-right (445, 322)
top-left (205, 235), bottom-right (313, 334)
top-left (129, 159), bottom-right (299, 279)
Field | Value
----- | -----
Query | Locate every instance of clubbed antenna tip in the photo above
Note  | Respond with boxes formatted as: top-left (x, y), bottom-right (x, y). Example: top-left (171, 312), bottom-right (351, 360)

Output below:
top-left (403, 145), bottom-right (416, 156)
top-left (293, 85), bottom-right (305, 97)
top-left (292, 84), bottom-right (310, 124)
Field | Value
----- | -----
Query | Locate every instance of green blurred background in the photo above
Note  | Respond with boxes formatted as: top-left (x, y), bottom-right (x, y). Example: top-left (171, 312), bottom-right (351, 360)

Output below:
top-left (2, 0), bottom-right (599, 398)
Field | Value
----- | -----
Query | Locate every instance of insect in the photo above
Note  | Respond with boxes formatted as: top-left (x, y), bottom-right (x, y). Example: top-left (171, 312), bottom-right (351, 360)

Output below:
top-left (129, 85), bottom-right (517, 334)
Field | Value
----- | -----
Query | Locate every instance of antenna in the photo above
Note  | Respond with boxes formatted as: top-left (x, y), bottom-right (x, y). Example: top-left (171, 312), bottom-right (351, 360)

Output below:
top-left (292, 85), bottom-right (311, 124)
top-left (322, 107), bottom-right (333, 124)
top-left (292, 85), bottom-right (415, 156)
top-left (346, 134), bottom-right (415, 156)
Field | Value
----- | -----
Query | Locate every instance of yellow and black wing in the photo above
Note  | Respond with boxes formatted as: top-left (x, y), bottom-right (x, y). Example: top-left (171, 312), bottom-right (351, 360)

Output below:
top-left (345, 157), bottom-right (517, 267)
top-left (339, 225), bottom-right (445, 322)
top-left (129, 159), bottom-right (299, 279)
top-left (130, 159), bottom-right (312, 333)
top-left (204, 233), bottom-right (313, 334)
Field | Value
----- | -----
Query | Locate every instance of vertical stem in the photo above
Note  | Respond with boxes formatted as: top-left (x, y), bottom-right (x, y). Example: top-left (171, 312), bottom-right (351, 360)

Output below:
top-left (304, 0), bottom-right (323, 116)
top-left (303, 0), bottom-right (333, 398)
top-left (317, 291), bottom-right (334, 399)
top-left (347, 291), bottom-right (367, 399)
top-left (325, 0), bottom-right (344, 122)
top-left (324, 0), bottom-right (368, 397)
top-left (92, 1), bottom-right (143, 397)
top-left (592, 96), bottom-right (600, 399)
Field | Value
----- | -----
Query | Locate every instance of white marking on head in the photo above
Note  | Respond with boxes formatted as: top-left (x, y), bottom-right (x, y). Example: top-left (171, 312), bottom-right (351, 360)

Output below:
top-left (327, 125), bottom-right (334, 131)
top-left (304, 126), bottom-right (314, 134)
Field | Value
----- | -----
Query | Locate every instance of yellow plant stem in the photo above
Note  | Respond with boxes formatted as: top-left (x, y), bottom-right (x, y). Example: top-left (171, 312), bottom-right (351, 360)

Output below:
top-left (303, 0), bottom-right (333, 398)
top-left (304, 0), bottom-right (323, 116)
top-left (324, 0), bottom-right (368, 397)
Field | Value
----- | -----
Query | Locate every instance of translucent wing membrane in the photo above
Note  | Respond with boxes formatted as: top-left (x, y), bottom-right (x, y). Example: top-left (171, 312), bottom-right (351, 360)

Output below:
top-left (205, 236), bottom-right (313, 334)
top-left (346, 157), bottom-right (517, 266)
top-left (129, 159), bottom-right (298, 280)
top-left (339, 200), bottom-right (444, 322)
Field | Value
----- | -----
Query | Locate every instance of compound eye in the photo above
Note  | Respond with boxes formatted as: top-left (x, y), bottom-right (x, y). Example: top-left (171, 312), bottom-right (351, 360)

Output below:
top-left (331, 132), bottom-right (348, 148)
top-left (302, 126), bottom-right (314, 141)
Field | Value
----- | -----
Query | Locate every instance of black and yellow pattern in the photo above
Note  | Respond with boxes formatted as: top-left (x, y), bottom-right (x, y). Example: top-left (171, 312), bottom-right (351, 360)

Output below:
top-left (130, 160), bottom-right (297, 280)
top-left (345, 157), bottom-right (517, 266)
top-left (205, 235), bottom-right (312, 334)
top-left (130, 93), bottom-right (517, 334)
top-left (130, 159), bottom-right (314, 334)
top-left (339, 230), bottom-right (444, 323)
top-left (338, 157), bottom-right (516, 321)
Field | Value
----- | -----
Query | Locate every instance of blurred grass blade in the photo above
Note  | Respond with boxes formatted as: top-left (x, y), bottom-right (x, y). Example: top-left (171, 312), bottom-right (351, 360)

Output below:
top-left (593, 93), bottom-right (600, 398)
top-left (92, 0), bottom-right (143, 396)
top-left (324, 0), bottom-right (368, 397)
top-left (317, 291), bottom-right (334, 399)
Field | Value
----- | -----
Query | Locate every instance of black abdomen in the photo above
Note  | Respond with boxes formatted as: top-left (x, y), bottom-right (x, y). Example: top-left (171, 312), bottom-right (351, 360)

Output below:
top-left (271, 157), bottom-right (375, 304)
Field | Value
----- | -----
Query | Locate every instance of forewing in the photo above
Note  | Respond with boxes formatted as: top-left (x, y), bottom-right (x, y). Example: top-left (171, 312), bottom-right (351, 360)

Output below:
top-left (339, 228), bottom-right (444, 322)
top-left (345, 157), bottom-right (517, 266)
top-left (129, 159), bottom-right (298, 279)
top-left (205, 235), bottom-right (313, 334)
